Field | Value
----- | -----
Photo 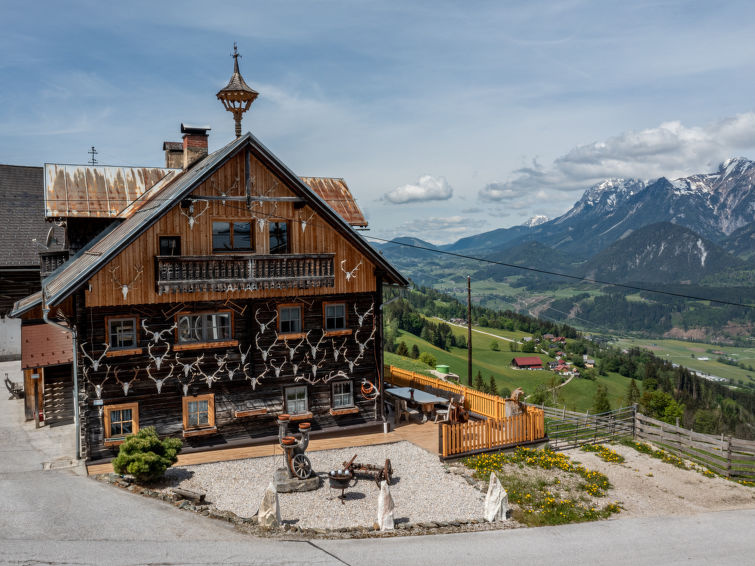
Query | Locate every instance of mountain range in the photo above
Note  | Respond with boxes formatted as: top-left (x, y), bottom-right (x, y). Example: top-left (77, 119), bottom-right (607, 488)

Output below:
top-left (373, 158), bottom-right (755, 338)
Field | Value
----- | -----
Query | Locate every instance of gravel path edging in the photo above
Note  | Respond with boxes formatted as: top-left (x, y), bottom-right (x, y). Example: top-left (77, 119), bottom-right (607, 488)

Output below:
top-left (92, 473), bottom-right (518, 539)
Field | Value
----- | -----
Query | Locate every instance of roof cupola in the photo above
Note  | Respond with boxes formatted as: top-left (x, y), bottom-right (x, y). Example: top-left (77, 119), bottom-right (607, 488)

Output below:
top-left (216, 43), bottom-right (259, 139)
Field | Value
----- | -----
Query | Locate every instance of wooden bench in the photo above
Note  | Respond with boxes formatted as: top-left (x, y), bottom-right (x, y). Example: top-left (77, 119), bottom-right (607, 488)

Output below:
top-left (5, 376), bottom-right (24, 400)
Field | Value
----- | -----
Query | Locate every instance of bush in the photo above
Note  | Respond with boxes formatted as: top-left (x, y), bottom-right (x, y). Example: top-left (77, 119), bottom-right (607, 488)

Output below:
top-left (419, 352), bottom-right (436, 368)
top-left (112, 426), bottom-right (182, 483)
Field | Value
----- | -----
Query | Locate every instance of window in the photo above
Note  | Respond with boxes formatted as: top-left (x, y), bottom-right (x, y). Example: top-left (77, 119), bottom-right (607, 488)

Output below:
top-left (325, 303), bottom-right (346, 331)
top-left (159, 236), bottom-right (181, 256)
top-left (108, 317), bottom-right (138, 349)
top-left (182, 393), bottom-right (215, 431)
top-left (269, 222), bottom-right (289, 254)
top-left (279, 306), bottom-right (301, 334)
top-left (213, 221), bottom-right (253, 252)
top-left (104, 402), bottom-right (139, 445)
top-left (332, 381), bottom-right (353, 409)
top-left (285, 386), bottom-right (307, 415)
top-left (177, 312), bottom-right (231, 344)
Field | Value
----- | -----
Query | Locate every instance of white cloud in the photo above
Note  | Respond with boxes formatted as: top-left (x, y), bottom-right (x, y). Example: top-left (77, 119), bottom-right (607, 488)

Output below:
top-left (383, 175), bottom-right (453, 204)
top-left (477, 112), bottom-right (755, 203)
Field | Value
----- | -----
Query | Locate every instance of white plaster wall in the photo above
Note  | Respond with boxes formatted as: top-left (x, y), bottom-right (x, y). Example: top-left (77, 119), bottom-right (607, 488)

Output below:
top-left (0, 317), bottom-right (21, 359)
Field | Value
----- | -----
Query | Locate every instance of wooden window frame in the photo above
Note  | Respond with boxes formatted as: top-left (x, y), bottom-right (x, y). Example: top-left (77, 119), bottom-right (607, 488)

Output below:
top-left (174, 309), bottom-right (236, 348)
top-left (103, 402), bottom-right (139, 446)
top-left (284, 385), bottom-right (308, 416)
top-left (331, 380), bottom-right (354, 410)
top-left (182, 393), bottom-right (216, 437)
top-left (157, 234), bottom-right (182, 257)
top-left (105, 316), bottom-right (140, 353)
top-left (323, 302), bottom-right (350, 336)
top-left (268, 220), bottom-right (290, 254)
top-left (212, 219), bottom-right (254, 253)
top-left (277, 303), bottom-right (303, 337)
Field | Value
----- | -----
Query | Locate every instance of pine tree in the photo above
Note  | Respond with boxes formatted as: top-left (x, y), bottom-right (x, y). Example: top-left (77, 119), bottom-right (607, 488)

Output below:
top-left (410, 344), bottom-right (420, 359)
top-left (396, 341), bottom-right (409, 357)
top-left (593, 384), bottom-right (611, 414)
top-left (474, 370), bottom-right (486, 392)
top-left (625, 378), bottom-right (640, 406)
top-left (488, 375), bottom-right (498, 396)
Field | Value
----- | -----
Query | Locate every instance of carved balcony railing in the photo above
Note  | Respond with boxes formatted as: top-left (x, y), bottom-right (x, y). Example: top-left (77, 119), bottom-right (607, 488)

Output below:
top-left (40, 250), bottom-right (70, 279)
top-left (155, 253), bottom-right (335, 294)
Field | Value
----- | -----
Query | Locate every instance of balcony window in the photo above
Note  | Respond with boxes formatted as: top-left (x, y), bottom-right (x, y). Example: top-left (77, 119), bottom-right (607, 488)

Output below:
top-left (279, 306), bottom-right (302, 334)
top-left (213, 221), bottom-right (253, 252)
top-left (325, 303), bottom-right (346, 331)
top-left (269, 222), bottom-right (289, 254)
top-left (159, 236), bottom-right (181, 256)
top-left (177, 312), bottom-right (232, 344)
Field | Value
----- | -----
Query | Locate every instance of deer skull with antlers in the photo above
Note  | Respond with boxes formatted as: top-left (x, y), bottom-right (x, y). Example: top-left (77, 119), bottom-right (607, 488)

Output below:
top-left (354, 302), bottom-right (374, 327)
top-left (179, 199), bottom-right (209, 230)
top-left (110, 265), bottom-right (143, 301)
top-left (80, 342), bottom-right (110, 371)
top-left (142, 319), bottom-right (177, 345)
top-left (254, 308), bottom-right (278, 334)
top-left (340, 259), bottom-right (362, 282)
top-left (146, 364), bottom-right (174, 394)
top-left (114, 367), bottom-right (139, 396)
top-left (147, 342), bottom-right (172, 371)
top-left (256, 332), bottom-right (277, 362)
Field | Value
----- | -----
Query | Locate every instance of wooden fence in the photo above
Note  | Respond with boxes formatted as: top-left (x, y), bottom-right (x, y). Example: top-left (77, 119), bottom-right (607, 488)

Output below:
top-left (635, 413), bottom-right (755, 481)
top-left (440, 408), bottom-right (546, 459)
top-left (538, 405), bottom-right (636, 450)
top-left (385, 366), bottom-right (508, 420)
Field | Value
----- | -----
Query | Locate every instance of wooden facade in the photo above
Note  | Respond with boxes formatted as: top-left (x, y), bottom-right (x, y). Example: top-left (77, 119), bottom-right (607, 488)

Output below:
top-left (14, 135), bottom-right (406, 462)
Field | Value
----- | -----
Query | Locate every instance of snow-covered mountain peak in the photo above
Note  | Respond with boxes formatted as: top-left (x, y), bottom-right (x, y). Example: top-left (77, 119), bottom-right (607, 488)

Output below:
top-left (522, 215), bottom-right (549, 228)
top-left (578, 178), bottom-right (647, 208)
top-left (719, 157), bottom-right (754, 178)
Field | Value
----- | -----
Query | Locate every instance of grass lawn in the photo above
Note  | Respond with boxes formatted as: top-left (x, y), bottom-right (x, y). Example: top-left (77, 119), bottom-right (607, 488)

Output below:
top-left (614, 337), bottom-right (755, 387)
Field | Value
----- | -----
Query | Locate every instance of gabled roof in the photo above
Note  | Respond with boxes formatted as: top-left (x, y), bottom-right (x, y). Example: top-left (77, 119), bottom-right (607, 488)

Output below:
top-left (44, 164), bottom-right (177, 218)
top-left (40, 132), bottom-right (407, 308)
top-left (513, 357), bottom-right (544, 366)
top-left (300, 177), bottom-right (367, 227)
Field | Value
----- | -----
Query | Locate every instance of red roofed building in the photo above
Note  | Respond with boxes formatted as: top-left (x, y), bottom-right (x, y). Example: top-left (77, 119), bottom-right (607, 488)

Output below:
top-left (511, 357), bottom-right (544, 369)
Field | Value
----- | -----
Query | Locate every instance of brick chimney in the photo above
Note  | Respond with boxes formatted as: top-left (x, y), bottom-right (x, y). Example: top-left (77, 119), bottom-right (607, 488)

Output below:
top-left (180, 124), bottom-right (210, 169)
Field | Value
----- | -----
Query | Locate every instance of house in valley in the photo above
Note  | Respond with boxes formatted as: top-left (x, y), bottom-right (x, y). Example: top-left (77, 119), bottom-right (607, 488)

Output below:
top-left (511, 356), bottom-right (544, 370)
top-left (10, 49), bottom-right (407, 462)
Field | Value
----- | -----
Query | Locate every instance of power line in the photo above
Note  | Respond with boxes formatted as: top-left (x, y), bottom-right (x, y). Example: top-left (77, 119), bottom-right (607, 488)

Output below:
top-left (365, 235), bottom-right (755, 310)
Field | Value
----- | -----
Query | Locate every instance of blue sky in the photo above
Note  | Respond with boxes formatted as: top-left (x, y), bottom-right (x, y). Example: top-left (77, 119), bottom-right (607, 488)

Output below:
top-left (3, 1), bottom-right (755, 243)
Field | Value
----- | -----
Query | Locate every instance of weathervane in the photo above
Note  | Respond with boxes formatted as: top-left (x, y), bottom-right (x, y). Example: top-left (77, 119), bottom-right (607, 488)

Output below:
top-left (216, 42), bottom-right (259, 138)
top-left (88, 146), bottom-right (98, 166)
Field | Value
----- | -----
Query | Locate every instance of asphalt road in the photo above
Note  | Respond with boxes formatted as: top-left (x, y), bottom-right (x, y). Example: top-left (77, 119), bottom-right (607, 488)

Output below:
top-left (1, 360), bottom-right (753, 565)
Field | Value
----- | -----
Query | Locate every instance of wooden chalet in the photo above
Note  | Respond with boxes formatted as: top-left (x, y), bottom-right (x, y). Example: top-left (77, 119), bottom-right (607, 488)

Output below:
top-left (11, 51), bottom-right (407, 462)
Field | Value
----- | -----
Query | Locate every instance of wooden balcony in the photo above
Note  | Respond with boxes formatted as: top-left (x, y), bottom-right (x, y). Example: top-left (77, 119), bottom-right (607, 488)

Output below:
top-left (155, 253), bottom-right (335, 294)
top-left (40, 250), bottom-right (70, 278)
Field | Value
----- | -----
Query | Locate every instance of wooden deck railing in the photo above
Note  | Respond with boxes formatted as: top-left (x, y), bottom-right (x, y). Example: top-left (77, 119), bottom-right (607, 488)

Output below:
top-left (440, 409), bottom-right (546, 459)
top-left (155, 253), bottom-right (335, 294)
top-left (385, 366), bottom-right (509, 420)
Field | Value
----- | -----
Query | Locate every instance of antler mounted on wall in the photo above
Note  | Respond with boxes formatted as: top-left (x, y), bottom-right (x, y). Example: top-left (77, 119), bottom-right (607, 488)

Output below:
top-left (110, 265), bottom-right (143, 301)
top-left (179, 199), bottom-right (210, 230)
top-left (254, 308), bottom-right (278, 334)
top-left (146, 364), bottom-right (174, 394)
top-left (80, 342), bottom-right (110, 371)
top-left (299, 208), bottom-right (316, 233)
top-left (84, 364), bottom-right (112, 400)
top-left (114, 367), bottom-right (140, 396)
top-left (147, 342), bottom-right (172, 371)
top-left (354, 302), bottom-right (374, 327)
top-left (340, 259), bottom-right (362, 282)
top-left (256, 332), bottom-right (277, 362)
top-left (211, 175), bottom-right (241, 205)
top-left (246, 366), bottom-right (268, 390)
top-left (142, 319), bottom-right (177, 345)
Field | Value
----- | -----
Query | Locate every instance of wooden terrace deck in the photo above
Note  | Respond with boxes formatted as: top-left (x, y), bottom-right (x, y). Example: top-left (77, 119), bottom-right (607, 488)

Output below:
top-left (86, 420), bottom-right (439, 475)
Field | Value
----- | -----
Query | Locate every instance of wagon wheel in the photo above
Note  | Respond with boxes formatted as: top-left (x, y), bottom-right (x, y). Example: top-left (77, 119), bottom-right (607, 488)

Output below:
top-left (291, 454), bottom-right (312, 479)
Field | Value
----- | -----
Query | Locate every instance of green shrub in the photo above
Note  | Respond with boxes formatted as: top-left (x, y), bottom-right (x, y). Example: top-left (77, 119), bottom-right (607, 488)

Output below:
top-left (112, 426), bottom-right (182, 483)
top-left (419, 352), bottom-right (436, 368)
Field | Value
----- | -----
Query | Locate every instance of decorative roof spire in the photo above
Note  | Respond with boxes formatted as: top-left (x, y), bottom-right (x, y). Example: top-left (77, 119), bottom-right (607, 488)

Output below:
top-left (216, 43), bottom-right (259, 138)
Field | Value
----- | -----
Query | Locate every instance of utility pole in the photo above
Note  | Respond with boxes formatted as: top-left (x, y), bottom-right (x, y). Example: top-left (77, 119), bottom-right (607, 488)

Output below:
top-left (467, 275), bottom-right (472, 387)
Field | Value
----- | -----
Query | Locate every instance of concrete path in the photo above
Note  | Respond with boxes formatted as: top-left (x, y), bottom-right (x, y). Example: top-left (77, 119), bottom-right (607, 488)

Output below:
top-left (2, 359), bottom-right (754, 565)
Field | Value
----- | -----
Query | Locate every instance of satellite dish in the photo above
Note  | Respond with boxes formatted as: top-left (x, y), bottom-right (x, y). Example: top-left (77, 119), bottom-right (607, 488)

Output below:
top-left (45, 226), bottom-right (55, 248)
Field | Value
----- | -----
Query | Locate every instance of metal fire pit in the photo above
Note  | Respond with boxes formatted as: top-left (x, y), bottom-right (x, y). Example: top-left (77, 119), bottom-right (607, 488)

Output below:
top-left (328, 469), bottom-right (354, 504)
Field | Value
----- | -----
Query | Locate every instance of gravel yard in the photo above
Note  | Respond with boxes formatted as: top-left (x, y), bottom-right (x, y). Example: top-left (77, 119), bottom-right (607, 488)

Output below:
top-left (163, 441), bottom-right (487, 530)
top-left (563, 443), bottom-right (755, 517)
